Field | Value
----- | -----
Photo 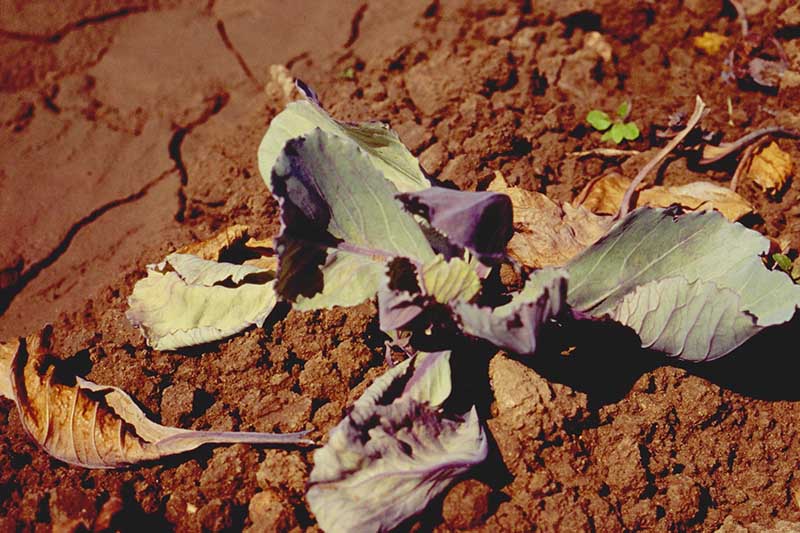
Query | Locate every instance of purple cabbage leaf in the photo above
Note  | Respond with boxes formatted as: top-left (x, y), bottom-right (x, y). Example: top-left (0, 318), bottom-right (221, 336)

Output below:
top-left (270, 129), bottom-right (435, 310)
top-left (307, 351), bottom-right (488, 533)
top-left (397, 187), bottom-right (513, 264)
top-left (453, 267), bottom-right (568, 355)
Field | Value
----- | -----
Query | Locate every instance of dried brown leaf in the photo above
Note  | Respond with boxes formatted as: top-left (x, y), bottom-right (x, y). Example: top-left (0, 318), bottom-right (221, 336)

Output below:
top-left (748, 141), bottom-right (792, 195)
top-left (2, 328), bottom-right (311, 468)
top-left (576, 173), bottom-right (753, 221)
top-left (488, 172), bottom-right (611, 268)
top-left (176, 224), bottom-right (250, 260)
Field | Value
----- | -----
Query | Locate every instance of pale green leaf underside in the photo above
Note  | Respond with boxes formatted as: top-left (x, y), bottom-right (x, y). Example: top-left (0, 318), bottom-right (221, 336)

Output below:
top-left (292, 251), bottom-right (384, 311)
top-left (611, 277), bottom-right (760, 361)
top-left (258, 99), bottom-right (429, 194)
top-left (567, 208), bottom-right (800, 360)
top-left (126, 255), bottom-right (276, 350)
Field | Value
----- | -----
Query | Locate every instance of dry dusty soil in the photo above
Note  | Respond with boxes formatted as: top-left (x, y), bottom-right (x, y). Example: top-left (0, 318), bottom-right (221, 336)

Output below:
top-left (3, 0), bottom-right (800, 531)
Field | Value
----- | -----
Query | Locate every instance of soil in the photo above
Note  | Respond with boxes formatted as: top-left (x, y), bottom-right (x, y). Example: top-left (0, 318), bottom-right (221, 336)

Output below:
top-left (2, 0), bottom-right (800, 531)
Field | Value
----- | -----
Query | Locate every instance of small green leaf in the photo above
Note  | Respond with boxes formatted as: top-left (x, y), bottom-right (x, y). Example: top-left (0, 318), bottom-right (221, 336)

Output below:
top-left (586, 110), bottom-right (612, 131)
top-left (620, 122), bottom-right (640, 141)
top-left (609, 123), bottom-right (625, 144)
top-left (341, 67), bottom-right (355, 79)
top-left (773, 253), bottom-right (793, 272)
top-left (617, 101), bottom-right (630, 119)
top-left (600, 129), bottom-right (615, 143)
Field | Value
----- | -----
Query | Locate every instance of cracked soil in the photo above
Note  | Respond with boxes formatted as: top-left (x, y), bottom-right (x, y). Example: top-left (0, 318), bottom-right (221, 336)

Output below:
top-left (3, 0), bottom-right (800, 531)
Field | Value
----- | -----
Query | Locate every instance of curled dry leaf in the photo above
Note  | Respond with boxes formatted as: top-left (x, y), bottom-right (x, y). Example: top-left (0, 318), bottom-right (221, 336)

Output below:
top-left (488, 172), bottom-right (611, 268)
top-left (0, 328), bottom-right (311, 468)
top-left (175, 224), bottom-right (250, 260)
top-left (576, 173), bottom-right (754, 221)
top-left (748, 141), bottom-right (792, 195)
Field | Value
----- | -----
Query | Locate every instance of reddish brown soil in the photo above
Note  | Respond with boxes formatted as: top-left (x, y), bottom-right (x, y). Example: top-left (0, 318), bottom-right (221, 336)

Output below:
top-left (2, 1), bottom-right (800, 531)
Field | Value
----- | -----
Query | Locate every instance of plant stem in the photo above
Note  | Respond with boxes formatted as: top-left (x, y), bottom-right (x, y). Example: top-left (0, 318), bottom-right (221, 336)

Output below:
top-left (617, 96), bottom-right (706, 219)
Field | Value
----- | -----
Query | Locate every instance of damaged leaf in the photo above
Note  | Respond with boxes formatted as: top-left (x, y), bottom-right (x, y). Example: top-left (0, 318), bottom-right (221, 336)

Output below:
top-left (258, 89), bottom-right (429, 194)
top-left (377, 254), bottom-right (482, 332)
top-left (454, 268), bottom-right (568, 355)
top-left (271, 129), bottom-right (434, 310)
top-left (127, 252), bottom-right (277, 351)
top-left (307, 351), bottom-right (487, 533)
top-left (748, 141), bottom-right (792, 195)
top-left (567, 207), bottom-right (800, 360)
top-left (0, 329), bottom-right (311, 468)
top-left (488, 173), bottom-right (611, 268)
top-left (397, 186), bottom-right (514, 263)
top-left (576, 173), bottom-right (754, 221)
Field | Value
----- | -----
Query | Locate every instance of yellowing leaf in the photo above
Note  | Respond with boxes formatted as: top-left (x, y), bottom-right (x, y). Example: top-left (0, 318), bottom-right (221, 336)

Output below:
top-left (422, 255), bottom-right (481, 304)
top-left (488, 172), bottom-right (611, 268)
top-left (694, 32), bottom-right (729, 55)
top-left (127, 226), bottom-right (280, 351)
top-left (127, 255), bottom-right (277, 351)
top-left (0, 328), bottom-right (311, 468)
top-left (748, 141), bottom-right (792, 195)
top-left (575, 173), bottom-right (753, 221)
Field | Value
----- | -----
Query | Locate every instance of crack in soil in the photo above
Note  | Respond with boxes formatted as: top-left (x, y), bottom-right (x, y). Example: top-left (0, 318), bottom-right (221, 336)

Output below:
top-left (0, 168), bottom-right (176, 316)
top-left (344, 4), bottom-right (368, 48)
top-left (215, 20), bottom-right (260, 88)
top-left (169, 92), bottom-right (231, 222)
top-left (0, 6), bottom-right (148, 44)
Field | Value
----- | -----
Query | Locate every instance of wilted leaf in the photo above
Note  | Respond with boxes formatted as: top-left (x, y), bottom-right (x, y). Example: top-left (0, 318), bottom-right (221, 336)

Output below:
top-left (748, 141), bottom-right (792, 195)
top-left (567, 207), bottom-right (800, 360)
top-left (307, 351), bottom-right (487, 533)
top-left (488, 173), bottom-right (611, 268)
top-left (258, 91), bottom-right (429, 194)
top-left (127, 252), bottom-right (276, 351)
top-left (454, 268), bottom-right (568, 355)
top-left (271, 129), bottom-right (434, 310)
top-left (397, 187), bottom-right (513, 263)
top-left (0, 329), bottom-right (311, 468)
top-left (576, 173), bottom-right (754, 221)
top-left (377, 254), bottom-right (482, 332)
top-left (694, 32), bottom-right (729, 55)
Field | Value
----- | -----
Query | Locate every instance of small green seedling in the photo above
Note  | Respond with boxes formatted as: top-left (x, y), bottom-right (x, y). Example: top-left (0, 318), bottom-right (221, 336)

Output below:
top-left (586, 101), bottom-right (640, 144)
top-left (772, 253), bottom-right (800, 281)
